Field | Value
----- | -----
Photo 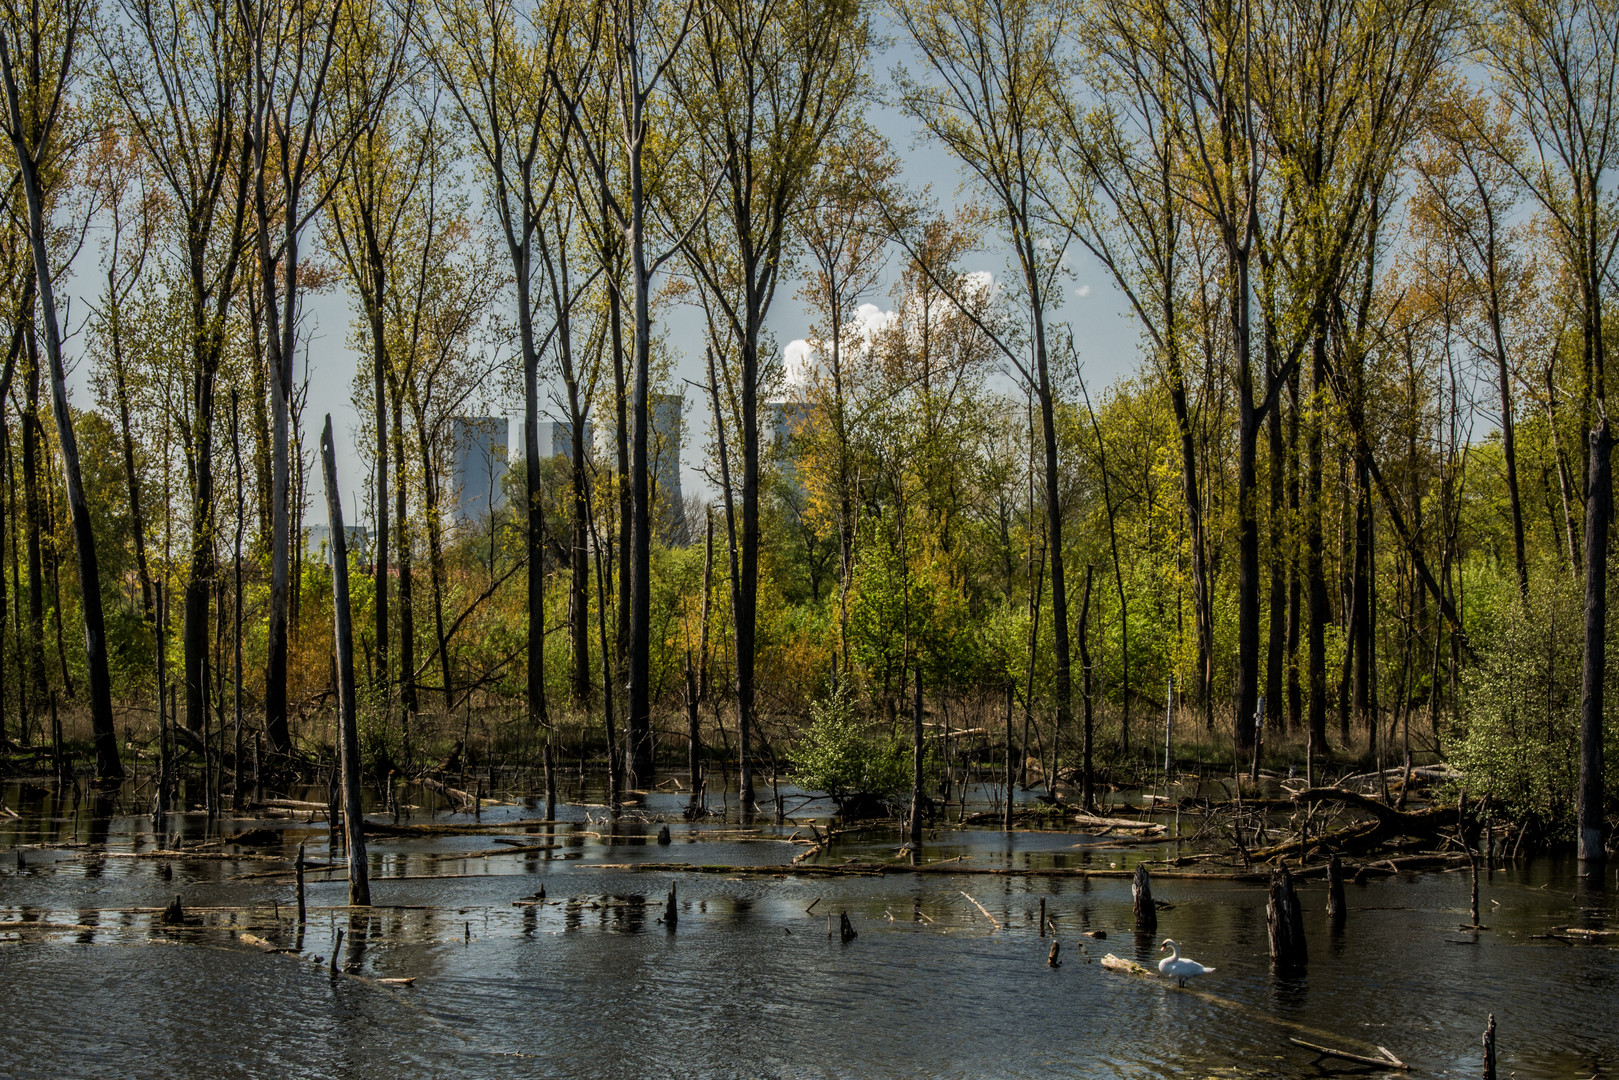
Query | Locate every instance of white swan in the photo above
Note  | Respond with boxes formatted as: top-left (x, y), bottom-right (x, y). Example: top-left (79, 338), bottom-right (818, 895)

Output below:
top-left (1158, 939), bottom-right (1216, 987)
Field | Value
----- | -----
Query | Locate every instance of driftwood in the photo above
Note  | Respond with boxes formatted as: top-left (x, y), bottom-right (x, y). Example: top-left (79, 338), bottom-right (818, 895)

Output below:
top-left (1101, 953), bottom-right (1153, 976)
top-left (1289, 1038), bottom-right (1408, 1070)
top-left (576, 862), bottom-right (1271, 881)
top-left (362, 818), bottom-right (563, 837)
top-left (1250, 788), bottom-right (1459, 861)
top-left (1071, 814), bottom-right (1166, 832)
top-left (960, 891), bottom-right (1001, 929)
top-left (415, 776), bottom-right (478, 813)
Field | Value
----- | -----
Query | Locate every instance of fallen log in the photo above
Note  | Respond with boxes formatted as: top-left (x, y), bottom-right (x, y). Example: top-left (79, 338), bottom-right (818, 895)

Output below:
top-left (414, 777), bottom-right (478, 813)
top-left (574, 861), bottom-right (1272, 881)
top-left (1289, 1038), bottom-right (1408, 1070)
top-left (1071, 814), bottom-right (1167, 832)
top-left (1293, 787), bottom-right (1455, 832)
top-left (1101, 953), bottom-right (1153, 977)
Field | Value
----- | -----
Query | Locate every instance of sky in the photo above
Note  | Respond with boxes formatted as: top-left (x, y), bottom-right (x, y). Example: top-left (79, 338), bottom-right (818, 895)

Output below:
top-left (59, 35), bottom-right (1147, 530)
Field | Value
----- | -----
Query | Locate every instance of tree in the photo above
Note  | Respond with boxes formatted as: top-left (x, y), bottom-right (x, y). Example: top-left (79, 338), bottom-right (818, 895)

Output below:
top-left (100, 0), bottom-right (255, 734)
top-left (892, 0), bottom-right (1075, 761)
top-left (0, 2), bottom-right (122, 777)
top-left (1478, 0), bottom-right (1619, 870)
top-left (428, 0), bottom-right (576, 740)
top-left (244, 0), bottom-right (395, 750)
top-left (675, 0), bottom-right (869, 805)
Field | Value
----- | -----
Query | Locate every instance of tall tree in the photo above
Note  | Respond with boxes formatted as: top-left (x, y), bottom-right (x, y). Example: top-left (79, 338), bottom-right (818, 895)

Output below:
top-left (0, 2), bottom-right (122, 777)
top-left (559, 0), bottom-right (697, 790)
top-left (323, 0), bottom-right (421, 712)
top-left (675, 0), bottom-right (868, 803)
top-left (244, 0), bottom-right (392, 750)
top-left (892, 0), bottom-right (1073, 767)
top-left (429, 0), bottom-right (577, 738)
top-left (1480, 0), bottom-right (1619, 869)
top-left (101, 0), bottom-right (255, 733)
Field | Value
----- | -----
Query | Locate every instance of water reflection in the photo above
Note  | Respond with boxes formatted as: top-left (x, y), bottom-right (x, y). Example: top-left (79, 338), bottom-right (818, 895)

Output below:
top-left (0, 779), bottom-right (1613, 1079)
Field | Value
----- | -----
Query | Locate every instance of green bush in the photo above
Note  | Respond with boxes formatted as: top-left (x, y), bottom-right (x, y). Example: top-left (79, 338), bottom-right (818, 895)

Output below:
top-left (789, 685), bottom-right (911, 808)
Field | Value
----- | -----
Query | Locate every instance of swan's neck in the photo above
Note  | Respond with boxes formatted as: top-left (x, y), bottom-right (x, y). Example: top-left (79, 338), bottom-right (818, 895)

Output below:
top-left (1165, 942), bottom-right (1180, 962)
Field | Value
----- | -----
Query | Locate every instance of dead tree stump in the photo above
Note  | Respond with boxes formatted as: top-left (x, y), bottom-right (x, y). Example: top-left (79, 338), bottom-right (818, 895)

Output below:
top-left (1326, 854), bottom-right (1345, 921)
top-left (839, 912), bottom-right (857, 943)
top-left (1483, 1013), bottom-right (1496, 1080)
top-left (295, 841), bottom-right (307, 924)
top-left (1047, 939), bottom-right (1061, 968)
top-left (1267, 866), bottom-right (1307, 970)
top-left (161, 894), bottom-right (184, 925)
top-left (657, 824), bottom-right (671, 846)
top-left (1133, 865), bottom-right (1157, 934)
top-left (664, 884), bottom-right (677, 929)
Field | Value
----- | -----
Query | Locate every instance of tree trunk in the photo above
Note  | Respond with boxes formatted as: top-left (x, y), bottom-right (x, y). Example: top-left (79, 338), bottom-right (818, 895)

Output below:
top-left (393, 392), bottom-right (416, 720)
top-left (626, 128), bottom-right (653, 789)
top-left (909, 667), bottom-right (924, 846)
top-left (1577, 420), bottom-right (1610, 870)
top-left (1079, 564), bottom-right (1094, 811)
top-left (1307, 329), bottom-right (1329, 750)
top-left (3, 40), bottom-right (122, 776)
top-left (319, 415), bottom-right (370, 906)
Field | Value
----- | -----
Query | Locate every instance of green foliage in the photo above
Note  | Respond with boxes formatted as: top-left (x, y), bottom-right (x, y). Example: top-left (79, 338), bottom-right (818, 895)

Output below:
top-left (788, 685), bottom-right (911, 805)
top-left (1452, 567), bottom-right (1619, 837)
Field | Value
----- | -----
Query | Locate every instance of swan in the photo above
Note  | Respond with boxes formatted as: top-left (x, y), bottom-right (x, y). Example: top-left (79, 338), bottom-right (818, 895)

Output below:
top-left (1158, 939), bottom-right (1216, 987)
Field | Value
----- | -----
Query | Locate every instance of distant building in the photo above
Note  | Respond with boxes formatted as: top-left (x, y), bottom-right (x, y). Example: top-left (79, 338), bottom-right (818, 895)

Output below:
top-left (512, 417), bottom-right (595, 462)
top-left (764, 400), bottom-right (816, 451)
top-left (649, 393), bottom-right (684, 516)
top-left (448, 416), bottom-right (508, 527)
top-left (764, 400), bottom-right (818, 498)
top-left (305, 525), bottom-right (372, 565)
top-left (597, 393), bottom-right (686, 540)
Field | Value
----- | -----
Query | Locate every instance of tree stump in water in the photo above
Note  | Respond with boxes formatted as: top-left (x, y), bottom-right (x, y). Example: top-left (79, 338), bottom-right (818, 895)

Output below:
top-left (161, 895), bottom-right (184, 925)
top-left (1047, 940), bottom-right (1061, 967)
top-left (839, 912), bottom-right (857, 943)
top-left (664, 884), bottom-right (677, 929)
top-left (1267, 866), bottom-right (1307, 969)
top-left (1132, 865), bottom-right (1157, 934)
top-left (295, 841), bottom-right (307, 924)
top-left (1326, 854), bottom-right (1345, 921)
top-left (657, 824), bottom-right (671, 846)
top-left (1483, 1013), bottom-right (1496, 1080)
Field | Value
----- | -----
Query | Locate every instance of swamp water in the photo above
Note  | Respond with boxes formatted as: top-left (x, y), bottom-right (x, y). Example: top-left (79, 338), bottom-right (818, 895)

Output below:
top-left (0, 779), bottom-right (1614, 1079)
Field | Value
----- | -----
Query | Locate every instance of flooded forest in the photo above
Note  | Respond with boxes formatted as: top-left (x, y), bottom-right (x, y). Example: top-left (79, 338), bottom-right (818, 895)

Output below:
top-left (0, 0), bottom-right (1617, 1074)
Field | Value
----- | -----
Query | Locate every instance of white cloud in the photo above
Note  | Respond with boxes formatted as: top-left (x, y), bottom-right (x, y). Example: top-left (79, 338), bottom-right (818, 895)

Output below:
top-left (1074, 284), bottom-right (1092, 298)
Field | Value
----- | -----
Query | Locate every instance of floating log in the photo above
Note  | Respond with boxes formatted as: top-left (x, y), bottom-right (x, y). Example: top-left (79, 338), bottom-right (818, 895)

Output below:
top-left (1133, 865), bottom-right (1157, 933)
top-left (1288, 1038), bottom-right (1408, 1070)
top-left (377, 977), bottom-right (416, 987)
top-left (1071, 814), bottom-right (1166, 832)
top-left (415, 776), bottom-right (477, 814)
top-left (575, 861), bottom-right (1271, 882)
top-left (1101, 953), bottom-right (1152, 977)
top-left (960, 891), bottom-right (1001, 930)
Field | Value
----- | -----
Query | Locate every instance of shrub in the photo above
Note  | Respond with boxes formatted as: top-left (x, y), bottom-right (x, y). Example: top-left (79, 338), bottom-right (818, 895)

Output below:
top-left (789, 685), bottom-right (911, 809)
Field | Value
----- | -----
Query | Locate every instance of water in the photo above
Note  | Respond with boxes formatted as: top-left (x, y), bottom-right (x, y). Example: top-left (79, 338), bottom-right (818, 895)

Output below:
top-left (1, 778), bottom-right (1614, 1079)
